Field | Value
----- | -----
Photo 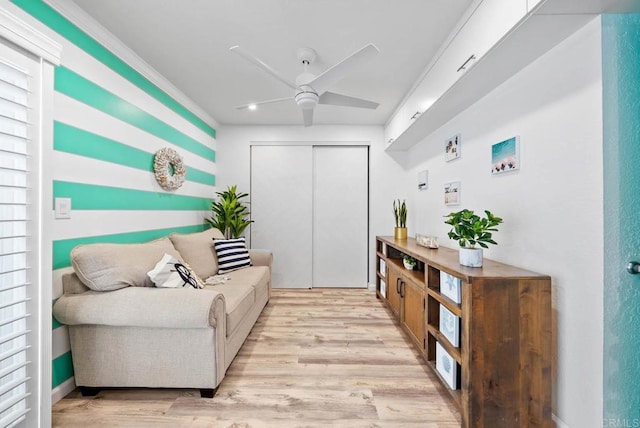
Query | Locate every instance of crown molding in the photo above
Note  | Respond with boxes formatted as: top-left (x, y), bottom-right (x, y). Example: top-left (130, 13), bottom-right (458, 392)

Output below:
top-left (0, 6), bottom-right (62, 64)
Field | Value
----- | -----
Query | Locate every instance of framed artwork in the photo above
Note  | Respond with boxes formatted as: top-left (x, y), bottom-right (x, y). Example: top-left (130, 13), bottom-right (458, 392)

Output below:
top-left (440, 271), bottom-right (462, 304)
top-left (491, 136), bottom-right (520, 174)
top-left (445, 133), bottom-right (461, 162)
top-left (439, 304), bottom-right (460, 347)
top-left (436, 341), bottom-right (459, 390)
top-left (444, 181), bottom-right (460, 206)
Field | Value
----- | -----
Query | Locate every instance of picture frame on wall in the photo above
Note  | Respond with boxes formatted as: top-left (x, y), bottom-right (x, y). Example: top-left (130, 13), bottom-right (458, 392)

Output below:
top-left (444, 181), bottom-right (460, 206)
top-left (445, 133), bottom-right (461, 162)
top-left (491, 136), bottom-right (520, 174)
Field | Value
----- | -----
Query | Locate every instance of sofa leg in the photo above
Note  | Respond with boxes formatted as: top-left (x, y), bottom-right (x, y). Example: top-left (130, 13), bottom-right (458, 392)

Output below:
top-left (80, 387), bottom-right (101, 397)
top-left (200, 388), bottom-right (217, 398)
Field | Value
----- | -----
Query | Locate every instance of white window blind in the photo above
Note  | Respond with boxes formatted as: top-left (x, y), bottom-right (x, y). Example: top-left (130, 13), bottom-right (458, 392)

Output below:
top-left (0, 58), bottom-right (31, 428)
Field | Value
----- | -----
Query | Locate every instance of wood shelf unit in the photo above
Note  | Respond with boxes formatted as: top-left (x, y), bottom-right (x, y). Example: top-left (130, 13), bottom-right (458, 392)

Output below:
top-left (427, 361), bottom-right (463, 407)
top-left (375, 236), bottom-right (552, 428)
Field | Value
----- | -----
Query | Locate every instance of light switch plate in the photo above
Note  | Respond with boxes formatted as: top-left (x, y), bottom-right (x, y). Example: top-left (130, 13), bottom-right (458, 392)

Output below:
top-left (55, 197), bottom-right (71, 219)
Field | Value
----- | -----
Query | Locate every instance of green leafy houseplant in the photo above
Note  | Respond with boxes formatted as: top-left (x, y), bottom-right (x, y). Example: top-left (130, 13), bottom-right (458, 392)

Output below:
top-left (403, 255), bottom-right (417, 270)
top-left (444, 209), bottom-right (503, 249)
top-left (207, 185), bottom-right (253, 238)
top-left (393, 199), bottom-right (407, 228)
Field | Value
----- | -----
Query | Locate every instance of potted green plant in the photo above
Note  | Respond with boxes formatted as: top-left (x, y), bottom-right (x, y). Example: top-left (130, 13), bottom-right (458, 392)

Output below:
top-left (444, 209), bottom-right (503, 267)
top-left (403, 255), bottom-right (417, 271)
top-left (393, 199), bottom-right (407, 240)
top-left (207, 185), bottom-right (253, 238)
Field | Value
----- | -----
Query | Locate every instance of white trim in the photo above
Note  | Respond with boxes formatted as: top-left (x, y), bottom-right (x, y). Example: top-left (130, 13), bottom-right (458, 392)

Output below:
top-left (552, 414), bottom-right (570, 428)
top-left (250, 140), bottom-right (371, 147)
top-left (0, 7), bottom-right (61, 65)
top-left (44, 0), bottom-right (218, 129)
top-left (51, 377), bottom-right (75, 404)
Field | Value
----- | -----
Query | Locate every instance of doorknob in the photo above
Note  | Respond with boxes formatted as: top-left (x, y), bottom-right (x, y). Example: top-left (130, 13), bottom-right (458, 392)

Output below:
top-left (627, 262), bottom-right (640, 274)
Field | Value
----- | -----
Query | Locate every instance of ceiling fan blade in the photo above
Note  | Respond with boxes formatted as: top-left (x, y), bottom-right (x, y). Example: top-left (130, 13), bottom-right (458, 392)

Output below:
top-left (319, 91), bottom-right (379, 109)
top-left (230, 46), bottom-right (298, 90)
top-left (307, 43), bottom-right (379, 95)
top-left (302, 108), bottom-right (314, 127)
top-left (235, 97), bottom-right (293, 110)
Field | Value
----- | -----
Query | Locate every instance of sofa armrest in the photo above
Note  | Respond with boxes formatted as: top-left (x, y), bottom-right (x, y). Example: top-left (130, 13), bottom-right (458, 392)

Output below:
top-left (249, 249), bottom-right (273, 269)
top-left (53, 287), bottom-right (225, 329)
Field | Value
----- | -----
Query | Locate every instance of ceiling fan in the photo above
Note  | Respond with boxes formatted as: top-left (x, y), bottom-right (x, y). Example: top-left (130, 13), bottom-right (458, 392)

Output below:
top-left (230, 43), bottom-right (380, 127)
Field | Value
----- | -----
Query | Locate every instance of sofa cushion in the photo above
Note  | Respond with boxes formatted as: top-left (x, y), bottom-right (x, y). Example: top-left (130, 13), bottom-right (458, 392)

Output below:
top-left (210, 282), bottom-right (255, 336)
top-left (169, 228), bottom-right (224, 279)
top-left (208, 266), bottom-right (270, 335)
top-left (71, 237), bottom-right (182, 291)
top-left (226, 265), bottom-right (270, 298)
top-left (213, 237), bottom-right (251, 274)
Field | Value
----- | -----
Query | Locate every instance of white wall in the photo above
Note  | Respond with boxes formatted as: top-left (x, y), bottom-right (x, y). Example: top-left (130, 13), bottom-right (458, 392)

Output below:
top-left (403, 18), bottom-right (603, 428)
top-left (216, 125), bottom-right (405, 285)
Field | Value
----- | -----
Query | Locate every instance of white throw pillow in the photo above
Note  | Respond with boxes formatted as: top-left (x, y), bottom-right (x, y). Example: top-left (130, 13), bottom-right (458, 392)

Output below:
top-left (147, 253), bottom-right (204, 289)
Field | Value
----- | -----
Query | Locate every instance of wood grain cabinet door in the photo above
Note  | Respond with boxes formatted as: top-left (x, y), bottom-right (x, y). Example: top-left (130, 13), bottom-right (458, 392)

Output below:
top-left (401, 278), bottom-right (425, 350)
top-left (387, 265), bottom-right (402, 318)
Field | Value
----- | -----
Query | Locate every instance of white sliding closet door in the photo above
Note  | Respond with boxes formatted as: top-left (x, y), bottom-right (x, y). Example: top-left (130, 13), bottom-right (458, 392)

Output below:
top-left (312, 146), bottom-right (368, 288)
top-left (251, 146), bottom-right (312, 288)
top-left (251, 145), bottom-right (368, 289)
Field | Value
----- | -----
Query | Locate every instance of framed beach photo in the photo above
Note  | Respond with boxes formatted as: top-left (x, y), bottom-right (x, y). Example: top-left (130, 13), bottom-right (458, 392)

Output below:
top-left (445, 133), bottom-right (461, 162)
top-left (491, 136), bottom-right (520, 174)
top-left (444, 181), bottom-right (460, 206)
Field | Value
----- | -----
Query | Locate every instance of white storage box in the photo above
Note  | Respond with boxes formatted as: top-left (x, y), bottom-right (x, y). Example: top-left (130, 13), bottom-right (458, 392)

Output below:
top-left (439, 304), bottom-right (460, 347)
top-left (436, 341), bottom-right (459, 390)
top-left (440, 271), bottom-right (462, 304)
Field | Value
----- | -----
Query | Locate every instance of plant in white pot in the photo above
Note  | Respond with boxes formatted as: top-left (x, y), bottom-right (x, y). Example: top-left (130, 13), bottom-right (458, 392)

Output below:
top-left (403, 255), bottom-right (417, 270)
top-left (444, 209), bottom-right (503, 267)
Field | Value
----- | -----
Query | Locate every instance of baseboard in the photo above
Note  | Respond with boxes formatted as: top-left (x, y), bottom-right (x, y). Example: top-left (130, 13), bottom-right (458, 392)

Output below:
top-left (553, 413), bottom-right (570, 428)
top-left (51, 377), bottom-right (76, 404)
top-left (367, 282), bottom-right (376, 291)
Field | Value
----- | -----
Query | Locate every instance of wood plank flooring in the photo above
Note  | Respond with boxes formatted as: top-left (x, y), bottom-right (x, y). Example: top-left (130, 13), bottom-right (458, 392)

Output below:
top-left (52, 289), bottom-right (461, 427)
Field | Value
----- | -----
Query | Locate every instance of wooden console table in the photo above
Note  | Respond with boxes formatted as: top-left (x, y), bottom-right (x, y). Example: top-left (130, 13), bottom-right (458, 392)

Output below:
top-left (375, 236), bottom-right (552, 427)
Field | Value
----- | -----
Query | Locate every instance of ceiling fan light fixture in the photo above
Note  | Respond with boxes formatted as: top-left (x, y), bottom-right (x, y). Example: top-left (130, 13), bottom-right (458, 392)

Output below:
top-left (295, 86), bottom-right (319, 110)
top-left (230, 43), bottom-right (380, 126)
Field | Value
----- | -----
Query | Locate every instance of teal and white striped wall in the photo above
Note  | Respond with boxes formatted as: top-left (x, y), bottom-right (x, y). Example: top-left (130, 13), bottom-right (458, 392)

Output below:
top-left (9, 0), bottom-right (218, 401)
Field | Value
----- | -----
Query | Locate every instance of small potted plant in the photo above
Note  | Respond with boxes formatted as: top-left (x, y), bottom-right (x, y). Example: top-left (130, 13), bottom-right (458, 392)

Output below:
top-left (444, 209), bottom-right (503, 267)
top-left (403, 255), bottom-right (417, 271)
top-left (393, 199), bottom-right (407, 240)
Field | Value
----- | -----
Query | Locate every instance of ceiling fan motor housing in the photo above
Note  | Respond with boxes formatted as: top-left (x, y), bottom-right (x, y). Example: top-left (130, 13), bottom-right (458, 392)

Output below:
top-left (295, 85), bottom-right (319, 110)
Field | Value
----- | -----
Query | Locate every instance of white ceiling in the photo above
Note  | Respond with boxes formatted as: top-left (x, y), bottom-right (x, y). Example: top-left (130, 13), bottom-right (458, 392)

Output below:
top-left (67, 0), bottom-right (474, 126)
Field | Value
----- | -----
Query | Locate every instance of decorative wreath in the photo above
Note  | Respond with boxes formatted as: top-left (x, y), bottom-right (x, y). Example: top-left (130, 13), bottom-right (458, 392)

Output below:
top-left (153, 147), bottom-right (186, 191)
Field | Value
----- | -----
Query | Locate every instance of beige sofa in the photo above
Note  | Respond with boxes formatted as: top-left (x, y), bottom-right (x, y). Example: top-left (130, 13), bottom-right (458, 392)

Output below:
top-left (52, 228), bottom-right (272, 398)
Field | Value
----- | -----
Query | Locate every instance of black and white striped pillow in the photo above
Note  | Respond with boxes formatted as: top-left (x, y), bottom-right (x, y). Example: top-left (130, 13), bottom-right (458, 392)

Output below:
top-left (213, 237), bottom-right (252, 274)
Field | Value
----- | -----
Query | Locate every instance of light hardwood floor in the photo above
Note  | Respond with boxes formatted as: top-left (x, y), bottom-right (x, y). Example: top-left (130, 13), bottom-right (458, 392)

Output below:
top-left (52, 289), bottom-right (461, 427)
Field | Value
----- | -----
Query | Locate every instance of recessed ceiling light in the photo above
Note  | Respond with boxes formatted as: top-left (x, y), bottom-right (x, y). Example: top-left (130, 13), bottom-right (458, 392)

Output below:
top-left (248, 104), bottom-right (257, 111)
